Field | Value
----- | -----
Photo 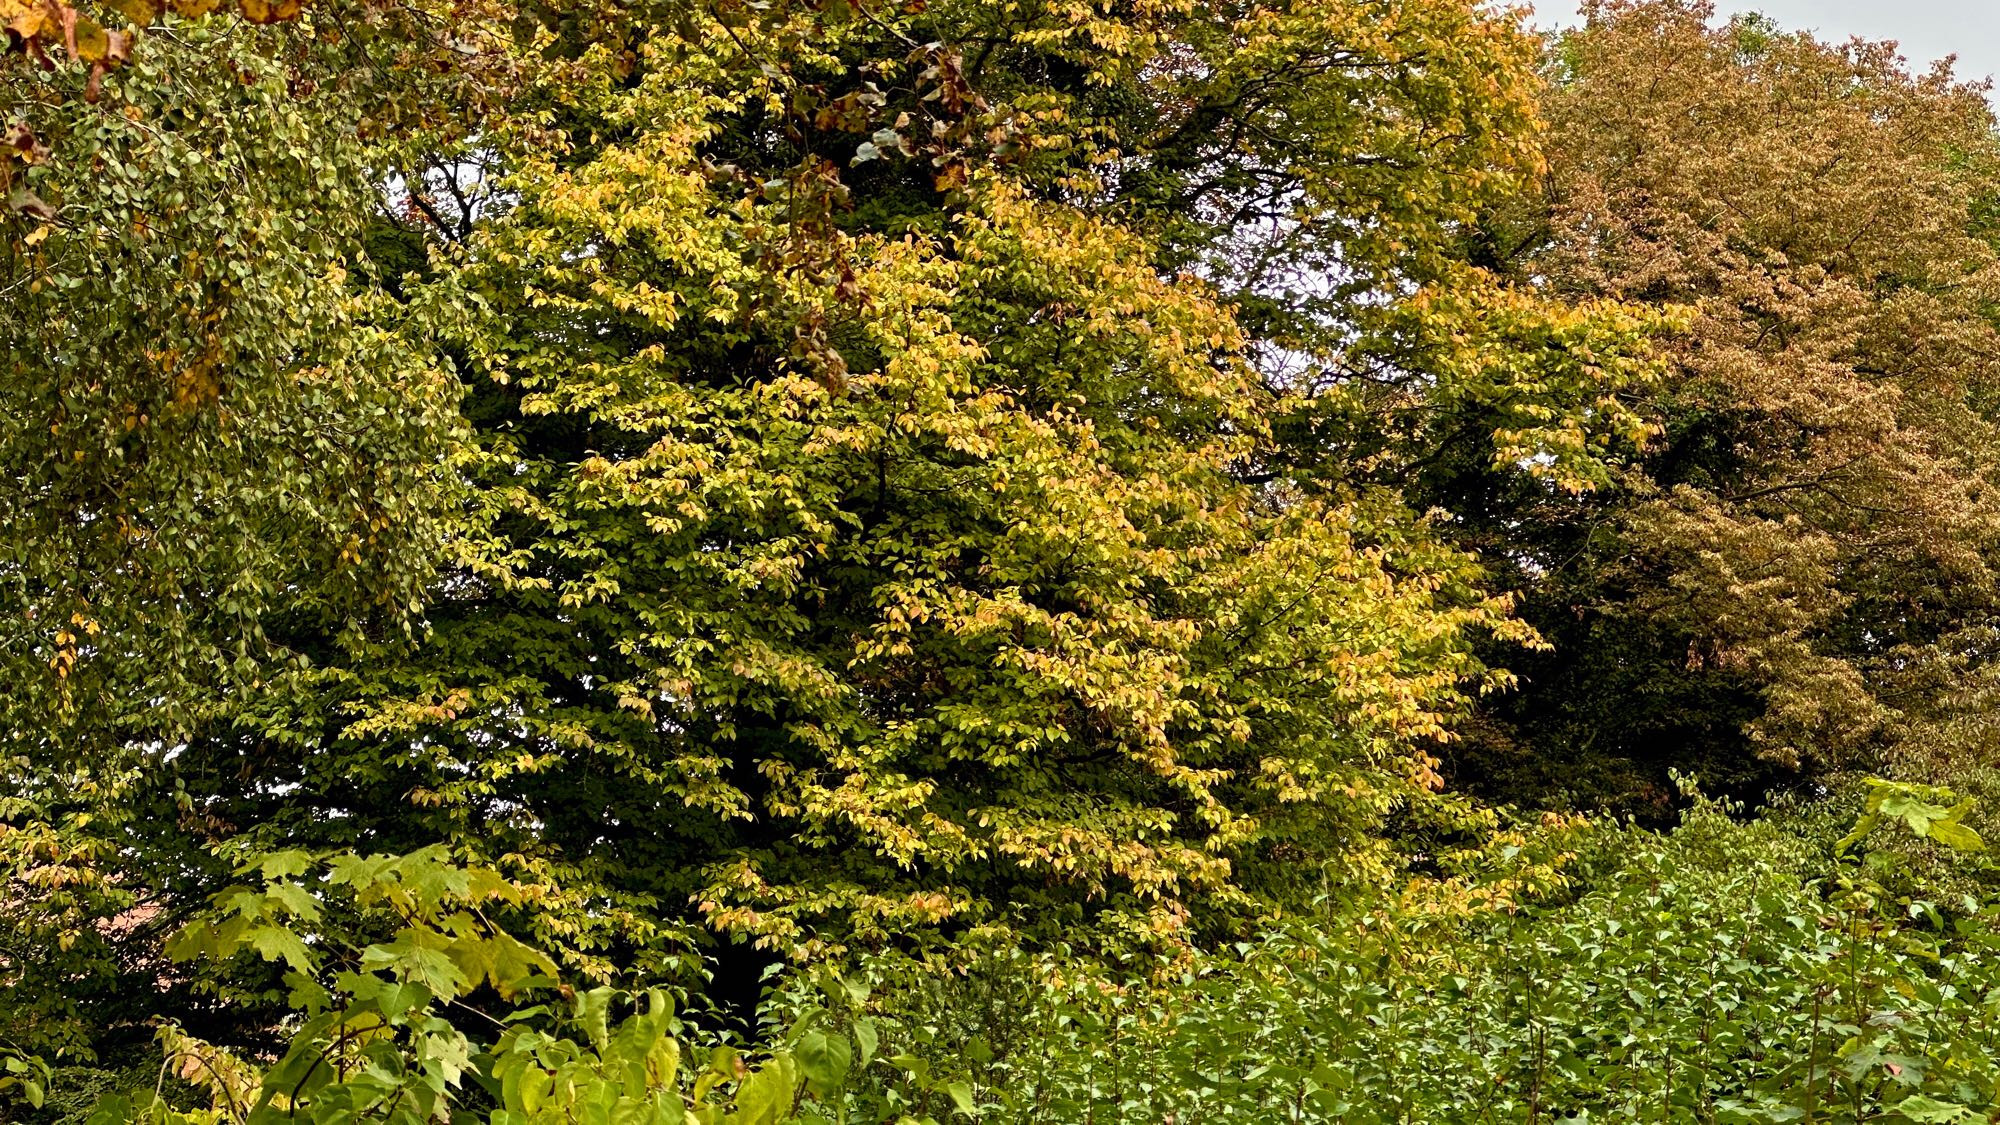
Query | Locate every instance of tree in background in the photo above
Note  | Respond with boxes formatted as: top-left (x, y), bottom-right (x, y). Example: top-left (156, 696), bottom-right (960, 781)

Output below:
top-left (0, 2), bottom-right (491, 1062)
top-left (1441, 0), bottom-right (2000, 812)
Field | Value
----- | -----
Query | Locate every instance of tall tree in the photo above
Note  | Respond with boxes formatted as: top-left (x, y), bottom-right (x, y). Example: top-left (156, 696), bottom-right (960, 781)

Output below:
top-left (151, 0), bottom-right (1664, 998)
top-left (0, 0), bottom-right (1672, 1065)
top-left (1439, 0), bottom-right (2000, 810)
top-left (0, 0), bottom-right (510, 1060)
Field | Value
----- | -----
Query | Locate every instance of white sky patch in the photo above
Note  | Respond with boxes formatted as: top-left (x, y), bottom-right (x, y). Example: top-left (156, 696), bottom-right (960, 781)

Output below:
top-left (1530, 1), bottom-right (2000, 93)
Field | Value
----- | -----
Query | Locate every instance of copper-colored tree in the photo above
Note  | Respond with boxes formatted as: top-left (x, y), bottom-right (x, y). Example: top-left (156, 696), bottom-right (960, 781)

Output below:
top-left (1447, 0), bottom-right (2000, 807)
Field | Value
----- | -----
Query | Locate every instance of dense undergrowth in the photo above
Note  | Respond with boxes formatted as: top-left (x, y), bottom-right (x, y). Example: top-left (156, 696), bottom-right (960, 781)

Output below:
top-left (18, 777), bottom-right (2000, 1123)
top-left (747, 783), bottom-right (2000, 1125)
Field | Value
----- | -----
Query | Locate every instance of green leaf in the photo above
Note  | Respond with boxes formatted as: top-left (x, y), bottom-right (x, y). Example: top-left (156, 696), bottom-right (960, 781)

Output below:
top-left (359, 930), bottom-right (470, 998)
top-left (574, 986), bottom-right (615, 1052)
top-left (1930, 820), bottom-right (1985, 852)
top-left (852, 1018), bottom-right (878, 1069)
top-left (798, 1029), bottom-right (851, 1095)
top-left (256, 850), bottom-right (317, 879)
top-left (1892, 1094), bottom-right (1988, 1123)
top-left (730, 1057), bottom-right (795, 1125)
top-left (1838, 811), bottom-right (1884, 854)
top-left (245, 924), bottom-right (317, 974)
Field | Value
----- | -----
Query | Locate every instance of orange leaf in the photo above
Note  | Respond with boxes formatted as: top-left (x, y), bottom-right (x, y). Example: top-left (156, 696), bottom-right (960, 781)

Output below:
top-left (5, 1), bottom-right (48, 41)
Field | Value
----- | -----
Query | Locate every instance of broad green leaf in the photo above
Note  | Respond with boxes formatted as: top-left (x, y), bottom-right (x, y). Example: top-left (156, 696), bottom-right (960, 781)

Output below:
top-left (797, 1029), bottom-right (851, 1095)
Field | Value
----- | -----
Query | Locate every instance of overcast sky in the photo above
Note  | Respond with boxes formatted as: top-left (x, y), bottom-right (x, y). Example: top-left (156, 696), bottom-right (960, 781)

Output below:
top-left (1532, 1), bottom-right (2000, 89)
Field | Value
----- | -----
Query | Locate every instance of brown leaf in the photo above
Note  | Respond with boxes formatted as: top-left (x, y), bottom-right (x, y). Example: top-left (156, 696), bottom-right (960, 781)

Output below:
top-left (167, 0), bottom-right (217, 17)
top-left (8, 187), bottom-right (55, 222)
top-left (5, 0), bottom-right (48, 42)
top-left (3, 122), bottom-right (47, 164)
top-left (108, 0), bottom-right (156, 23)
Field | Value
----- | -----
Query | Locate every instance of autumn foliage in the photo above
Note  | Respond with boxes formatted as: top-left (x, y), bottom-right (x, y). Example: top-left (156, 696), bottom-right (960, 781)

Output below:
top-left (6, 0), bottom-right (2000, 1120)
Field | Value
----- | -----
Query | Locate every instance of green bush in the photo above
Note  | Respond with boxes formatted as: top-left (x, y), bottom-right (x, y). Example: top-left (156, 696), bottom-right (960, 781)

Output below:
top-left (771, 784), bottom-right (2000, 1124)
top-left (20, 780), bottom-right (2000, 1124)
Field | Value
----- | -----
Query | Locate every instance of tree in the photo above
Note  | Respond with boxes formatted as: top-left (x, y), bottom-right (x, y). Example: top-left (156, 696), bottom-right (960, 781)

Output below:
top-left (139, 0), bottom-right (1666, 1005)
top-left (1440, 0), bottom-right (2000, 811)
top-left (0, 0), bottom-right (1677, 1070)
top-left (0, 0), bottom-right (501, 1061)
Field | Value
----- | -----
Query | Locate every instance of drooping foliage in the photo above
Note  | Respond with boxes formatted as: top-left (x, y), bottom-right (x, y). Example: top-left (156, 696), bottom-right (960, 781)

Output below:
top-left (0, 8), bottom-right (484, 1070)
top-left (759, 782), bottom-right (2000, 1125)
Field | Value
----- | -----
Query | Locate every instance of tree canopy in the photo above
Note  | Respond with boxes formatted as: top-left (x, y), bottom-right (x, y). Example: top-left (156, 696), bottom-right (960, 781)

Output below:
top-left (1441, 0), bottom-right (2000, 811)
top-left (10, 0), bottom-right (2000, 1120)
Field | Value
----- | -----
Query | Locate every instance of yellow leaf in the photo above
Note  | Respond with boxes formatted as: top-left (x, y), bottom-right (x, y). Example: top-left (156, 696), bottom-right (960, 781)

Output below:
top-left (236, 0), bottom-right (290, 23)
top-left (72, 15), bottom-right (108, 60)
top-left (5, 1), bottom-right (46, 40)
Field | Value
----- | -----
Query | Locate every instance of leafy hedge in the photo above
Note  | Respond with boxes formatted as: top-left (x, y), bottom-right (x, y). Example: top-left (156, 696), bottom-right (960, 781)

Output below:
top-left (5, 781), bottom-right (1998, 1123)
top-left (770, 786), bottom-right (2000, 1124)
